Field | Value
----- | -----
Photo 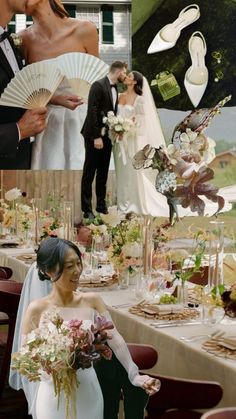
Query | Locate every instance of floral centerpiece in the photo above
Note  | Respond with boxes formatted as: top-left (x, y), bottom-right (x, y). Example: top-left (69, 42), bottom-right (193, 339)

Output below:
top-left (105, 212), bottom-right (142, 274)
top-left (132, 96), bottom-right (231, 223)
top-left (41, 210), bottom-right (63, 238)
top-left (40, 194), bottom-right (63, 239)
top-left (1, 188), bottom-right (28, 234)
top-left (103, 110), bottom-right (136, 143)
top-left (12, 308), bottom-right (114, 419)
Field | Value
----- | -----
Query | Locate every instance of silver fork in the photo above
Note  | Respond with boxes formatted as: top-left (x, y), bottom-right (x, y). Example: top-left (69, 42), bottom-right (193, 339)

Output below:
top-left (179, 330), bottom-right (225, 342)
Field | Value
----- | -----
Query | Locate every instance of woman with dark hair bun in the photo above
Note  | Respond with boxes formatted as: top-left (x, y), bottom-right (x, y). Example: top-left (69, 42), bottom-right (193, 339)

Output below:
top-left (18, 0), bottom-right (99, 169)
top-left (113, 70), bottom-right (170, 216)
top-left (16, 237), bottom-right (159, 418)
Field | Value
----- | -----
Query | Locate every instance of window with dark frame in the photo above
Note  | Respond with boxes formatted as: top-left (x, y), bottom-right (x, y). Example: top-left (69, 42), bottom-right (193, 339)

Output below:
top-left (101, 5), bottom-right (114, 44)
top-left (64, 4), bottom-right (76, 18)
top-left (7, 15), bottom-right (16, 33)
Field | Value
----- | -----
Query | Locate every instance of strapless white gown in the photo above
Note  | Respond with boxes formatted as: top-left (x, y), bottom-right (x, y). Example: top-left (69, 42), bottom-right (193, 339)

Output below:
top-left (113, 97), bottom-right (232, 217)
top-left (35, 307), bottom-right (103, 419)
top-left (31, 79), bottom-right (87, 170)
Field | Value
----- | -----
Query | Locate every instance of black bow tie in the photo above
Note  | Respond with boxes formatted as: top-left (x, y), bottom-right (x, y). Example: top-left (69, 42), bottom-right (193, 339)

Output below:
top-left (0, 31), bottom-right (10, 42)
top-left (110, 84), bottom-right (117, 89)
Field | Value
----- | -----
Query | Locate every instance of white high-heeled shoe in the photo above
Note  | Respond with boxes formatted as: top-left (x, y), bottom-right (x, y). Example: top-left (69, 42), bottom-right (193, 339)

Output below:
top-left (147, 4), bottom-right (200, 54)
top-left (184, 31), bottom-right (208, 107)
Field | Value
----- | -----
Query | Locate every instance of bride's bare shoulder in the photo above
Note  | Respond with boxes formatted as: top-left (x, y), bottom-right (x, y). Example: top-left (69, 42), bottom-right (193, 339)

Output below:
top-left (69, 18), bottom-right (98, 55)
top-left (118, 92), bottom-right (127, 105)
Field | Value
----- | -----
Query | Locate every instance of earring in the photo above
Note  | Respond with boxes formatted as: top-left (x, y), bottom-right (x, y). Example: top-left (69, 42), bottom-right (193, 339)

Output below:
top-left (211, 50), bottom-right (222, 64)
top-left (214, 70), bottom-right (224, 83)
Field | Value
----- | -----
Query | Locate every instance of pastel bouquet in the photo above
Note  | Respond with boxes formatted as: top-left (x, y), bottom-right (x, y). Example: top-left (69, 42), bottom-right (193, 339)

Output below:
top-left (12, 308), bottom-right (114, 418)
top-left (103, 110), bottom-right (136, 143)
top-left (133, 96), bottom-right (231, 223)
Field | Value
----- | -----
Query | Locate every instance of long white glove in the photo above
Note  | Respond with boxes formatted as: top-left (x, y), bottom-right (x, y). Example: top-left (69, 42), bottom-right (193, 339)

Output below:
top-left (101, 311), bottom-right (159, 390)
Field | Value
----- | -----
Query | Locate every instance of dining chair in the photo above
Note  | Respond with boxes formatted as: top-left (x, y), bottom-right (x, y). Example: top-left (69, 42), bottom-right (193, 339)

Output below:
top-left (0, 280), bottom-right (23, 399)
top-left (145, 373), bottom-right (223, 419)
top-left (128, 343), bottom-right (158, 370)
top-left (0, 266), bottom-right (13, 280)
top-left (201, 407), bottom-right (236, 419)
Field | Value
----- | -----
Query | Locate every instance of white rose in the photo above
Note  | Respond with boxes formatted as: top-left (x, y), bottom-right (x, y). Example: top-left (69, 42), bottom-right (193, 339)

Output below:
top-left (122, 242), bottom-right (142, 258)
top-left (114, 124), bottom-right (123, 132)
top-left (5, 187), bottom-right (22, 201)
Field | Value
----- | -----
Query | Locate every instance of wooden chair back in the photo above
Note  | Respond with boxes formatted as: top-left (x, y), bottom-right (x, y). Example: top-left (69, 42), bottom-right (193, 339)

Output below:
top-left (128, 343), bottom-right (158, 370)
top-left (201, 407), bottom-right (236, 419)
top-left (145, 373), bottom-right (223, 419)
top-left (0, 281), bottom-right (22, 399)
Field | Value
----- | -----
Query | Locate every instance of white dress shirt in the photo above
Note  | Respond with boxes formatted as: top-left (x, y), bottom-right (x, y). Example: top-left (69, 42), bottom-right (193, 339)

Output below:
top-left (107, 77), bottom-right (117, 109)
top-left (0, 26), bottom-right (20, 74)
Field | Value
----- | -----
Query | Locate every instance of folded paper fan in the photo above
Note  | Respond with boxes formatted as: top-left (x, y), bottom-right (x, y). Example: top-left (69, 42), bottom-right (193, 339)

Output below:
top-left (56, 52), bottom-right (109, 100)
top-left (0, 60), bottom-right (64, 109)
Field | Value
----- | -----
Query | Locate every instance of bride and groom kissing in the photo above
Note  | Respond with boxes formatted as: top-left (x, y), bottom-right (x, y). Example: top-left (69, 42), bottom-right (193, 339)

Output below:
top-left (81, 60), bottom-right (166, 220)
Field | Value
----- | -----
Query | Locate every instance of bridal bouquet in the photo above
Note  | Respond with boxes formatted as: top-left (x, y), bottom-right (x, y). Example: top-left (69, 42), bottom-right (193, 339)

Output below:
top-left (133, 96), bottom-right (231, 223)
top-left (12, 308), bottom-right (114, 418)
top-left (103, 111), bottom-right (136, 143)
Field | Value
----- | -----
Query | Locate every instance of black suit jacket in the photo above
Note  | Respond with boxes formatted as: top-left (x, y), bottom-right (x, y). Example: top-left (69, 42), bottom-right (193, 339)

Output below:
top-left (0, 37), bottom-right (31, 169)
top-left (81, 76), bottom-right (118, 142)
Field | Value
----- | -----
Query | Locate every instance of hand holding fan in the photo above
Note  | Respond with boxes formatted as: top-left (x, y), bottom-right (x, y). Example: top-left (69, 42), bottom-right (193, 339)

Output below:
top-left (0, 60), bottom-right (64, 109)
top-left (56, 52), bottom-right (109, 100)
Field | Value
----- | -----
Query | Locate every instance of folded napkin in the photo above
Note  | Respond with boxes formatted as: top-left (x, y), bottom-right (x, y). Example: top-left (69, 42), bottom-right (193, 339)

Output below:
top-left (216, 337), bottom-right (236, 350)
top-left (142, 304), bottom-right (184, 315)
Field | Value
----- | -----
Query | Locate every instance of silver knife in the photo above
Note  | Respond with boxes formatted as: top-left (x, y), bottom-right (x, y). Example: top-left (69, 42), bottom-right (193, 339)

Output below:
top-left (150, 321), bottom-right (202, 328)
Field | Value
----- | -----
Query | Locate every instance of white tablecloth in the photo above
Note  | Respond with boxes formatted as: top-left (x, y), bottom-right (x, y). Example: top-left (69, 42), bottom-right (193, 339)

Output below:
top-left (0, 247), bottom-right (34, 282)
top-left (100, 288), bottom-right (236, 408)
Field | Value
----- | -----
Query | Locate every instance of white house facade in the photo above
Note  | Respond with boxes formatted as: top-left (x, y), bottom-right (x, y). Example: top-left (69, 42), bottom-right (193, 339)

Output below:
top-left (13, 0), bottom-right (132, 67)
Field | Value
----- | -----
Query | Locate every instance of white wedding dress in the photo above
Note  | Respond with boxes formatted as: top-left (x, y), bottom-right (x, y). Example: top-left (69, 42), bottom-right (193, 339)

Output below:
top-left (31, 79), bottom-right (87, 170)
top-left (114, 94), bottom-right (170, 216)
top-left (35, 307), bottom-right (103, 419)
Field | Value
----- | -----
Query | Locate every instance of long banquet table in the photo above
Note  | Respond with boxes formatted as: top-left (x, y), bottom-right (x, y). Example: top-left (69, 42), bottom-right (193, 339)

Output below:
top-left (99, 288), bottom-right (236, 408)
top-left (1, 247), bottom-right (236, 407)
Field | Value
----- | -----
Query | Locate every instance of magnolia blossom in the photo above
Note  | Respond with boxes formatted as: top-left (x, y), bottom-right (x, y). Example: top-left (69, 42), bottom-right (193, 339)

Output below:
top-left (202, 137), bottom-right (216, 164)
top-left (132, 144), bottom-right (156, 170)
top-left (5, 187), bottom-right (22, 201)
top-left (176, 160), bottom-right (207, 180)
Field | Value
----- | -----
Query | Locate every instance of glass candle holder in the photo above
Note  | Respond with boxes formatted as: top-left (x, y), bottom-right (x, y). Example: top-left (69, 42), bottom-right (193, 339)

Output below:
top-left (63, 201), bottom-right (74, 241)
top-left (32, 198), bottom-right (42, 246)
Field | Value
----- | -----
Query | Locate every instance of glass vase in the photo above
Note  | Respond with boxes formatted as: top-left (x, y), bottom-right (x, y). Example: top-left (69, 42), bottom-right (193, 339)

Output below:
top-left (118, 267), bottom-right (129, 289)
top-left (208, 220), bottom-right (224, 288)
top-left (142, 215), bottom-right (153, 280)
top-left (177, 279), bottom-right (188, 306)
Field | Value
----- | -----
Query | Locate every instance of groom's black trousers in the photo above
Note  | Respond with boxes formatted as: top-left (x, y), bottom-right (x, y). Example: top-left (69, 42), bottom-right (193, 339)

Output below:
top-left (81, 136), bottom-right (112, 213)
top-left (94, 353), bottom-right (148, 419)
